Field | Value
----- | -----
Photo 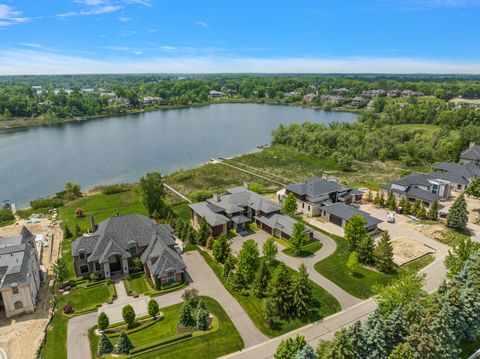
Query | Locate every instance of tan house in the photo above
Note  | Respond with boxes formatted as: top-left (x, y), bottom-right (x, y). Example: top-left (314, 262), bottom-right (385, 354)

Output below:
top-left (0, 227), bottom-right (41, 318)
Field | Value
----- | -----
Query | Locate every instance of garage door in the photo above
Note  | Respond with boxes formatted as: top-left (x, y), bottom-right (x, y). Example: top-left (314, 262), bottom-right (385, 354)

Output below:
top-left (330, 214), bottom-right (343, 227)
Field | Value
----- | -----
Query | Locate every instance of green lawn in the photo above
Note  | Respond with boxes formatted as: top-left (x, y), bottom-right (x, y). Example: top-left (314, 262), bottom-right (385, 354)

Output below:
top-left (283, 239), bottom-right (323, 258)
top-left (41, 282), bottom-right (115, 359)
top-left (314, 230), bottom-right (401, 299)
top-left (198, 249), bottom-right (340, 337)
top-left (402, 254), bottom-right (435, 273)
top-left (89, 297), bottom-right (244, 359)
top-left (460, 333), bottom-right (480, 358)
top-left (125, 273), bottom-right (150, 296)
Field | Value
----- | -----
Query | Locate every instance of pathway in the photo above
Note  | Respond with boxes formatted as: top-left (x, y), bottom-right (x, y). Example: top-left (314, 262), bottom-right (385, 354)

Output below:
top-left (67, 251), bottom-right (266, 359)
top-left (230, 231), bottom-right (362, 309)
top-left (218, 161), bottom-right (286, 186)
top-left (164, 183), bottom-right (192, 203)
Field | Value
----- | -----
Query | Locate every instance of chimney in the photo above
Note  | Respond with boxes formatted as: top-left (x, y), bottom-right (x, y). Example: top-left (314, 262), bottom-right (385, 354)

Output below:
top-left (90, 216), bottom-right (96, 232)
top-left (470, 142), bottom-right (476, 148)
top-left (243, 181), bottom-right (250, 189)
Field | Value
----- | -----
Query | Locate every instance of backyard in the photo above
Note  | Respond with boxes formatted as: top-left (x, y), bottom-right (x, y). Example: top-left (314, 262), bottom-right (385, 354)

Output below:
top-left (88, 297), bottom-right (244, 359)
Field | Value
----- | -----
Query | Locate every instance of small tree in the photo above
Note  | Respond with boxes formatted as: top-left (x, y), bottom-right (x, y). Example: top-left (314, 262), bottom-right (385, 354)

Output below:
top-left (182, 288), bottom-right (199, 304)
top-left (283, 192), bottom-right (298, 216)
top-left (295, 344), bottom-right (317, 359)
top-left (428, 200), bottom-right (439, 221)
top-left (206, 236), bottom-right (214, 250)
top-left (358, 235), bottom-right (375, 265)
top-left (386, 191), bottom-right (397, 211)
top-left (139, 172), bottom-right (168, 218)
top-left (223, 254), bottom-right (235, 278)
top-left (148, 299), bottom-right (159, 319)
top-left (74, 224), bottom-right (82, 237)
top-left (346, 251), bottom-right (360, 275)
top-left (466, 177), bottom-right (480, 198)
top-left (447, 194), bottom-right (469, 231)
top-left (375, 231), bottom-right (395, 273)
top-left (291, 264), bottom-right (312, 318)
top-left (344, 215), bottom-right (368, 252)
top-left (116, 332), bottom-right (134, 354)
top-left (212, 233), bottom-right (230, 264)
top-left (262, 237), bottom-right (278, 265)
top-left (122, 305), bottom-right (136, 328)
top-left (97, 312), bottom-right (109, 331)
top-left (378, 192), bottom-right (385, 207)
top-left (53, 257), bottom-right (69, 287)
top-left (196, 306), bottom-right (209, 330)
top-left (252, 261), bottom-right (270, 298)
top-left (237, 239), bottom-right (260, 284)
top-left (98, 333), bottom-right (113, 355)
top-left (129, 257), bottom-right (143, 272)
top-left (263, 297), bottom-right (278, 328)
top-left (179, 302), bottom-right (195, 327)
top-left (197, 218), bottom-right (211, 247)
top-left (367, 191), bottom-right (373, 203)
top-left (444, 237), bottom-right (480, 278)
top-left (289, 222), bottom-right (308, 256)
top-left (63, 225), bottom-right (72, 239)
top-left (274, 335), bottom-right (307, 359)
top-left (412, 199), bottom-right (422, 218)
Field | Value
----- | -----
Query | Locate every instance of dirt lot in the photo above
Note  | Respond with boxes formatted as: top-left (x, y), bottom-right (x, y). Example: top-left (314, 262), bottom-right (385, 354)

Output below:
top-left (391, 236), bottom-right (434, 265)
top-left (0, 217), bottom-right (63, 359)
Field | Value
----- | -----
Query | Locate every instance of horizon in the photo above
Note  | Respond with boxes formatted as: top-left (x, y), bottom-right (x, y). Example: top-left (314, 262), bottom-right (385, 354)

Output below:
top-left (1, 0), bottom-right (480, 75)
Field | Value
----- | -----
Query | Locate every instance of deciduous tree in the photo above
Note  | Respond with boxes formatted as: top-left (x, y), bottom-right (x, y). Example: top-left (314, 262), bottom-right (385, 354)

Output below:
top-left (212, 233), bottom-right (230, 264)
top-left (274, 335), bottom-right (307, 359)
top-left (237, 239), bottom-right (260, 284)
top-left (252, 261), bottom-right (270, 298)
top-left (346, 251), bottom-right (360, 275)
top-left (283, 192), bottom-right (298, 216)
top-left (53, 257), bottom-right (69, 287)
top-left (263, 237), bottom-right (278, 265)
top-left (344, 215), bottom-right (368, 252)
top-left (139, 172), bottom-right (168, 217)
top-left (97, 312), bottom-right (109, 331)
top-left (197, 218), bottom-right (211, 247)
top-left (122, 305), bottom-right (136, 328)
top-left (290, 222), bottom-right (309, 256)
top-left (444, 237), bottom-right (480, 278)
top-left (148, 299), bottom-right (159, 319)
top-left (267, 263), bottom-right (292, 319)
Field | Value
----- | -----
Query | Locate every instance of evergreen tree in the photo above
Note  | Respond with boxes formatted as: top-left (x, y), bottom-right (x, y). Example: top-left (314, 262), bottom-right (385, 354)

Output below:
top-left (262, 237), bottom-right (279, 265)
top-left (386, 191), bottom-right (397, 211)
top-left (97, 312), bottom-right (109, 331)
top-left (212, 233), bottom-right (230, 264)
top-left (74, 224), bottom-right (82, 238)
top-left (388, 343), bottom-right (414, 359)
top-left (283, 192), bottom-right (298, 216)
top-left (116, 332), bottom-right (134, 355)
top-left (237, 239), bottom-right (260, 284)
top-left (416, 204), bottom-right (427, 220)
top-left (223, 254), bottom-right (235, 278)
top-left (357, 235), bottom-right (375, 265)
top-left (398, 197), bottom-right (408, 215)
top-left (229, 271), bottom-right (245, 291)
top-left (447, 194), bottom-right (469, 231)
top-left (344, 215), bottom-right (368, 252)
top-left (252, 261), bottom-right (270, 298)
top-left (295, 344), bottom-right (317, 359)
top-left (196, 307), bottom-right (209, 330)
top-left (267, 263), bottom-right (293, 319)
top-left (379, 192), bottom-right (385, 207)
top-left (367, 191), bottom-right (373, 203)
top-left (148, 299), bottom-right (159, 319)
top-left (197, 218), bottom-right (211, 247)
top-left (63, 225), bottom-right (72, 239)
top-left (274, 335), bottom-right (307, 359)
top-left (98, 333), bottom-right (113, 355)
top-left (289, 222), bottom-right (308, 256)
top-left (263, 297), bottom-right (278, 328)
top-left (179, 302), bottom-right (195, 327)
top-left (428, 200), bottom-right (439, 220)
top-left (292, 264), bottom-right (312, 318)
top-left (412, 199), bottom-right (422, 218)
top-left (384, 307), bottom-right (409, 353)
top-left (362, 311), bottom-right (388, 359)
top-left (316, 328), bottom-right (359, 359)
top-left (375, 231), bottom-right (395, 273)
top-left (373, 192), bottom-right (381, 206)
top-left (196, 298), bottom-right (207, 313)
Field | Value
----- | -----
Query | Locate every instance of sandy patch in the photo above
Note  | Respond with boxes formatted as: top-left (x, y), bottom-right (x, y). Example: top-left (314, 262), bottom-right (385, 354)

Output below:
top-left (391, 236), bottom-right (434, 266)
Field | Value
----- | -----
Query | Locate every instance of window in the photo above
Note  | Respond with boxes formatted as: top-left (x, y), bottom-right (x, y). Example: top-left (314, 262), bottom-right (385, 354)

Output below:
top-left (167, 270), bottom-right (176, 284)
top-left (14, 301), bottom-right (23, 310)
top-left (79, 252), bottom-right (85, 260)
top-left (94, 262), bottom-right (101, 272)
top-left (458, 184), bottom-right (462, 190)
top-left (129, 244), bottom-right (137, 256)
top-left (12, 286), bottom-right (19, 295)
top-left (79, 265), bottom-right (89, 274)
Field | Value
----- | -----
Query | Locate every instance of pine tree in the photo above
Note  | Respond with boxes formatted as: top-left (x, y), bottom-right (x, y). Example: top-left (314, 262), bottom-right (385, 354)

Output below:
top-left (116, 332), bottom-right (134, 354)
top-left (289, 222), bottom-right (308, 256)
top-left (98, 333), bottom-right (113, 355)
top-left (428, 200), bottom-right (439, 220)
top-left (367, 191), bottom-right (373, 203)
top-left (179, 302), bottom-right (195, 327)
top-left (267, 263), bottom-right (293, 320)
top-left (283, 192), bottom-right (298, 216)
top-left (295, 344), bottom-right (317, 359)
top-left (213, 233), bottom-right (230, 264)
top-left (375, 231), bottom-right (395, 273)
top-left (398, 197), bottom-right (409, 215)
top-left (384, 307), bottom-right (409, 353)
top-left (344, 214), bottom-right (368, 252)
top-left (447, 194), bottom-right (469, 231)
top-left (223, 254), bottom-right (235, 278)
top-left (379, 192), bottom-right (385, 207)
top-left (362, 311), bottom-right (388, 359)
top-left (291, 264), bottom-right (312, 318)
top-left (197, 218), bottom-right (211, 247)
top-left (252, 261), bottom-right (270, 298)
top-left (357, 235), bottom-right (375, 265)
top-left (412, 199), bottom-right (422, 218)
top-left (373, 191), bottom-right (381, 206)
top-left (416, 204), bottom-right (427, 220)
top-left (263, 297), bottom-right (278, 328)
top-left (386, 191), bottom-right (397, 211)
top-left (97, 312), bottom-right (109, 331)
top-left (196, 306), bottom-right (209, 330)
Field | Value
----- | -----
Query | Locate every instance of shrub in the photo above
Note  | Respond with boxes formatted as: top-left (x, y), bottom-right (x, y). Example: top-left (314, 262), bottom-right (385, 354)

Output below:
top-left (100, 184), bottom-right (132, 195)
top-left (30, 197), bottom-right (63, 210)
top-left (181, 288), bottom-right (199, 304)
top-left (148, 299), bottom-right (159, 319)
top-left (98, 312), bottom-right (109, 331)
top-left (189, 190), bottom-right (213, 202)
top-left (0, 208), bottom-right (15, 226)
top-left (249, 182), bottom-right (267, 194)
top-left (63, 304), bottom-right (73, 314)
top-left (122, 305), bottom-right (136, 327)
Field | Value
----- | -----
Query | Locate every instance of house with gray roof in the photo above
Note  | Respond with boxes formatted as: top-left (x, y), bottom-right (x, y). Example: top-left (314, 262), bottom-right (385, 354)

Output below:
top-left (382, 172), bottom-right (449, 207)
top-left (71, 214), bottom-right (185, 287)
top-left (0, 227), bottom-right (41, 318)
top-left (281, 178), bottom-right (363, 217)
top-left (320, 203), bottom-right (382, 232)
top-left (460, 142), bottom-right (480, 165)
top-left (189, 186), bottom-right (312, 240)
top-left (431, 162), bottom-right (480, 192)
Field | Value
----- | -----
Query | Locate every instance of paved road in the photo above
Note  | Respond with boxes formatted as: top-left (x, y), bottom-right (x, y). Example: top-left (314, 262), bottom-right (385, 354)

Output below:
top-left (230, 231), bottom-right (361, 309)
top-left (67, 251), bottom-right (266, 359)
top-left (219, 252), bottom-right (449, 359)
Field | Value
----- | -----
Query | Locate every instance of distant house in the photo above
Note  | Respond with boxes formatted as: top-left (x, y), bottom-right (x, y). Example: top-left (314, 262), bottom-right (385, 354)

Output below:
top-left (332, 88), bottom-right (349, 95)
top-left (303, 93), bottom-right (318, 102)
top-left (433, 162), bottom-right (480, 192)
top-left (320, 95), bottom-right (344, 104)
top-left (189, 186), bottom-right (313, 240)
top-left (459, 142), bottom-right (480, 166)
top-left (449, 98), bottom-right (480, 109)
top-left (284, 91), bottom-right (300, 97)
top-left (382, 173), bottom-right (449, 207)
top-left (142, 96), bottom-right (165, 105)
top-left (0, 227), bottom-right (41, 318)
top-left (361, 89), bottom-right (385, 97)
top-left (32, 86), bottom-right (42, 95)
top-left (71, 214), bottom-right (185, 287)
top-left (401, 90), bottom-right (414, 98)
top-left (320, 203), bottom-right (382, 232)
top-left (280, 178), bottom-right (363, 217)
top-left (351, 96), bottom-right (366, 107)
top-left (208, 90), bottom-right (225, 99)
top-left (108, 97), bottom-right (131, 108)
top-left (387, 89), bottom-right (402, 98)
top-left (220, 87), bottom-right (237, 94)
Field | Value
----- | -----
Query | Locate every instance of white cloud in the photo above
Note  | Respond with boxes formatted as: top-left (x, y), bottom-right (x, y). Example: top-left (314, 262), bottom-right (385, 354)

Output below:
top-left (118, 15), bottom-right (131, 21)
top-left (195, 21), bottom-right (208, 28)
top-left (0, 4), bottom-right (29, 26)
top-left (160, 46), bottom-right (176, 52)
top-left (0, 48), bottom-right (479, 75)
top-left (57, 5), bottom-right (122, 17)
top-left (121, 0), bottom-right (152, 6)
top-left (19, 42), bottom-right (43, 48)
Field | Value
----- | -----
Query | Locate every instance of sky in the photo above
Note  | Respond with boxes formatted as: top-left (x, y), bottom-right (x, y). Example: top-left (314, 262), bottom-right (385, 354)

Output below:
top-left (0, 0), bottom-right (479, 74)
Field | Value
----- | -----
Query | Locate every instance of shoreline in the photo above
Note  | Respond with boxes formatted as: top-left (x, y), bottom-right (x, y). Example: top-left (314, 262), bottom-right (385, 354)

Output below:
top-left (0, 99), bottom-right (360, 131)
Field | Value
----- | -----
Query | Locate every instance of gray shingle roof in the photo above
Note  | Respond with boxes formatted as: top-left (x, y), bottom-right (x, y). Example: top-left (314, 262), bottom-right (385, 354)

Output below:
top-left (433, 162), bottom-right (480, 179)
top-left (461, 144), bottom-right (480, 161)
top-left (321, 203), bottom-right (382, 229)
top-left (0, 227), bottom-right (37, 288)
top-left (188, 202), bottom-right (230, 227)
top-left (390, 173), bottom-right (432, 187)
top-left (254, 213), bottom-right (313, 237)
top-left (285, 178), bottom-right (346, 199)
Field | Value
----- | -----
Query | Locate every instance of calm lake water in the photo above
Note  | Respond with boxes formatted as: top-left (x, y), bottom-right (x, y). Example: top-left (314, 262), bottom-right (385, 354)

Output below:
top-left (0, 103), bottom-right (356, 207)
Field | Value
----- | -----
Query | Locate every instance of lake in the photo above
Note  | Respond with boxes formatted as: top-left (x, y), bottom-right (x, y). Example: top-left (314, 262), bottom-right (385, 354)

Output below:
top-left (0, 103), bottom-right (356, 207)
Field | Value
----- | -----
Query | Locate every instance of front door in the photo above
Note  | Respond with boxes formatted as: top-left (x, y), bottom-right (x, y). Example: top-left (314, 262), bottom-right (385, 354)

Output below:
top-left (110, 255), bottom-right (122, 273)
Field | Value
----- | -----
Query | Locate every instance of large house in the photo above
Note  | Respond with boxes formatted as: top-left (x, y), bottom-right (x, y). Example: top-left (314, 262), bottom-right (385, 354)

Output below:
top-left (280, 178), bottom-right (363, 217)
top-left (71, 214), bottom-right (185, 288)
top-left (382, 172), bottom-right (449, 207)
top-left (0, 227), bottom-right (41, 318)
top-left (432, 162), bottom-right (480, 192)
top-left (459, 143), bottom-right (480, 166)
top-left (189, 186), bottom-right (313, 240)
top-left (320, 203), bottom-right (382, 232)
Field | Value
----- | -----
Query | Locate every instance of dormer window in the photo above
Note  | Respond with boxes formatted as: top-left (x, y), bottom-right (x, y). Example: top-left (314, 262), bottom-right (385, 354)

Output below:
top-left (12, 286), bottom-right (19, 295)
top-left (129, 243), bottom-right (137, 255)
top-left (79, 251), bottom-right (85, 260)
